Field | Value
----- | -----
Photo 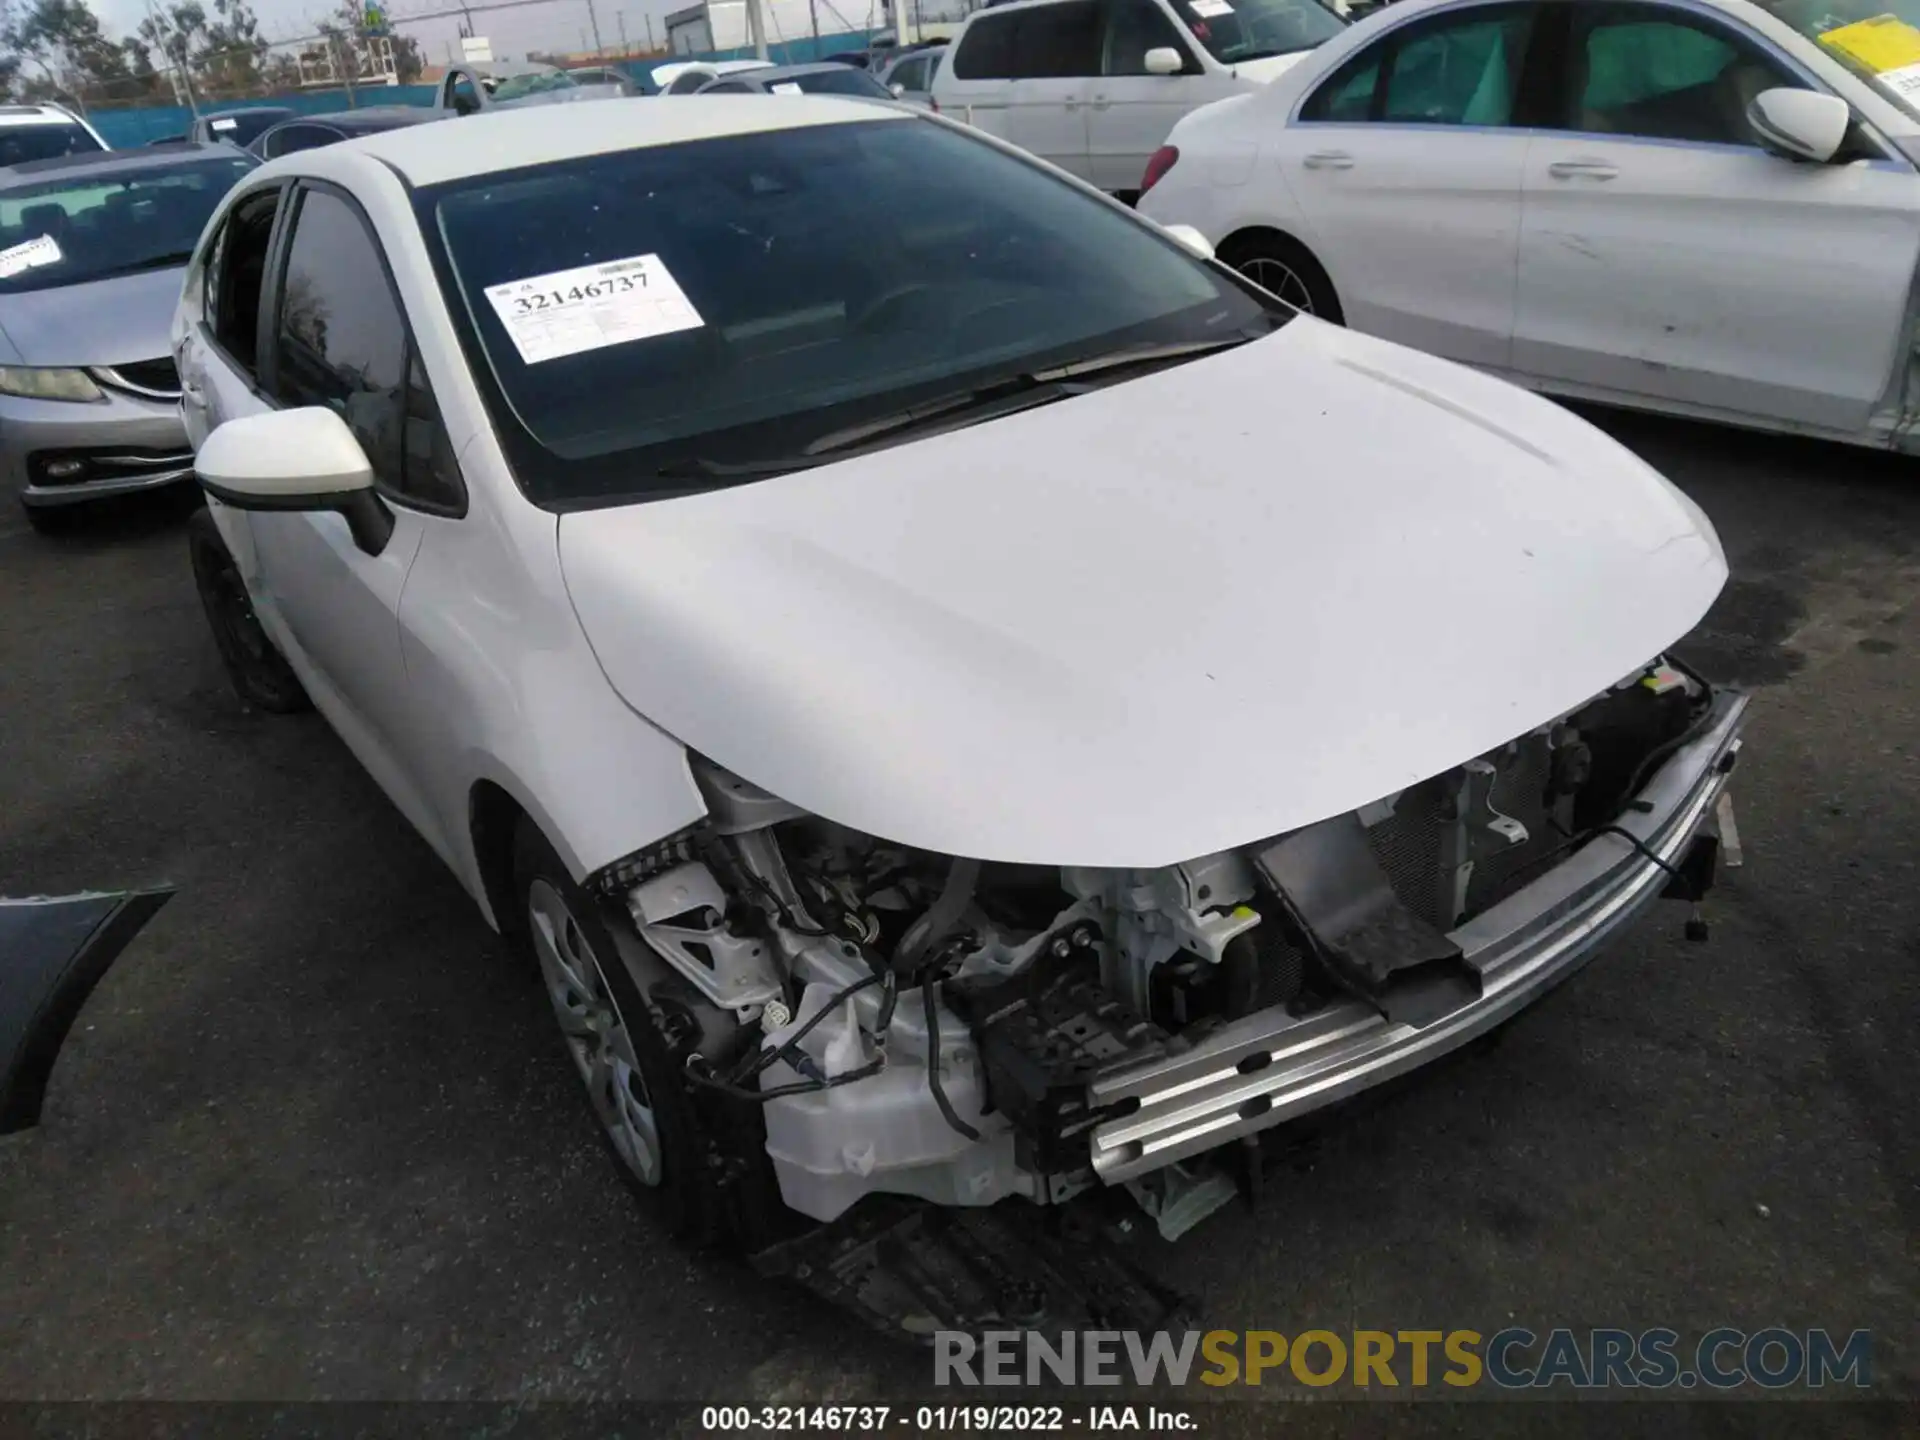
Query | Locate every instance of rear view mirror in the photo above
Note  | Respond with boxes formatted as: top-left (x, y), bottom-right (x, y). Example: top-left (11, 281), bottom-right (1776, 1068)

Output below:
top-left (1747, 88), bottom-right (1849, 164)
top-left (196, 407), bottom-right (393, 555)
top-left (1144, 46), bottom-right (1184, 76)
top-left (890, 81), bottom-right (906, 97)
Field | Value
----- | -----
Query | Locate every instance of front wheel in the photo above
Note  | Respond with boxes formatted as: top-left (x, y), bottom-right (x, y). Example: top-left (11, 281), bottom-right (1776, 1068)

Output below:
top-left (512, 820), bottom-right (789, 1249)
top-left (1219, 233), bottom-right (1344, 325)
top-left (187, 508), bottom-right (312, 714)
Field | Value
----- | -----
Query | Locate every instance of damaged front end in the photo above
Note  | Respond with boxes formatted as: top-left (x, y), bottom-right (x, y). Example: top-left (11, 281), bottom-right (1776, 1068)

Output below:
top-left (586, 657), bottom-right (1744, 1309)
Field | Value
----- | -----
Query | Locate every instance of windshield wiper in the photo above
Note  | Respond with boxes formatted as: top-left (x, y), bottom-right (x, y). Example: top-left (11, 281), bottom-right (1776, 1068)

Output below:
top-left (90, 251), bottom-right (195, 280)
top-left (654, 335), bottom-right (1262, 486)
top-left (803, 335), bottom-right (1260, 457)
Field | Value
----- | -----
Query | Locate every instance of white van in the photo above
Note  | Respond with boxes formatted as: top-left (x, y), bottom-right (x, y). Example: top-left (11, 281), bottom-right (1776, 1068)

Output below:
top-left (928, 0), bottom-right (1346, 196)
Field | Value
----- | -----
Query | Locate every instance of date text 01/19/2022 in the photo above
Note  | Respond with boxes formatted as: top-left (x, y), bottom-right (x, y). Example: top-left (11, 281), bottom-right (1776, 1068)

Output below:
top-left (700, 1405), bottom-right (1196, 1432)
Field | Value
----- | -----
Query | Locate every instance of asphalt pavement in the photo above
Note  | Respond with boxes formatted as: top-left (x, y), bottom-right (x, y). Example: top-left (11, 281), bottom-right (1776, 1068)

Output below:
top-left (0, 410), bottom-right (1915, 1429)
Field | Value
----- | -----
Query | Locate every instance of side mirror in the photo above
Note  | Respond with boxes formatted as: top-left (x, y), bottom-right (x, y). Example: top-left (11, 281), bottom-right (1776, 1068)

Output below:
top-left (1144, 46), bottom-right (1184, 76)
top-left (890, 81), bottom-right (906, 97)
top-left (1747, 87), bottom-right (1850, 164)
top-left (1162, 222), bottom-right (1214, 259)
top-left (196, 407), bottom-right (393, 555)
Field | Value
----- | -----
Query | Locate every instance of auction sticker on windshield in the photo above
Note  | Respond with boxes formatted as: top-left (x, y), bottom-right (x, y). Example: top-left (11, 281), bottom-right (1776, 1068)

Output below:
top-left (483, 253), bottom-right (704, 364)
top-left (0, 234), bottom-right (61, 280)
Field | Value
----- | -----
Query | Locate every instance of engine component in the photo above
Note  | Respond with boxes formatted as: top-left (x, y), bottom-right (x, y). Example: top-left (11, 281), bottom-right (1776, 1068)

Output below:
top-left (624, 861), bottom-right (784, 1013)
top-left (947, 928), bottom-right (1169, 1203)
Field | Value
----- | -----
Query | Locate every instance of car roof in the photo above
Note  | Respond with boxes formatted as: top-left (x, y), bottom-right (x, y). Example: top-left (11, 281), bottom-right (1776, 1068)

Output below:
top-left (333, 94), bottom-right (911, 186)
top-left (274, 107), bottom-right (440, 134)
top-left (727, 61), bottom-right (882, 83)
top-left (0, 103), bottom-right (84, 127)
top-left (0, 141), bottom-right (241, 184)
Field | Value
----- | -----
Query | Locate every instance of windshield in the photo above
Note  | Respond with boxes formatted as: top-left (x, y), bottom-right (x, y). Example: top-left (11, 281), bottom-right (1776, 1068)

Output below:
top-left (203, 109), bottom-right (286, 145)
top-left (788, 68), bottom-right (894, 96)
top-left (0, 155), bottom-right (256, 294)
top-left (1159, 0), bottom-right (1344, 64)
top-left (1166, 0), bottom-right (1345, 63)
top-left (0, 122), bottom-right (104, 169)
top-left (423, 117), bottom-right (1282, 506)
top-left (490, 71), bottom-right (576, 102)
top-left (1757, 1), bottom-right (1920, 117)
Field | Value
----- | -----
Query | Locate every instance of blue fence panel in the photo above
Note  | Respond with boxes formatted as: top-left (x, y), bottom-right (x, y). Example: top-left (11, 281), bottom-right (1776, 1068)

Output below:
top-left (89, 86), bottom-right (439, 147)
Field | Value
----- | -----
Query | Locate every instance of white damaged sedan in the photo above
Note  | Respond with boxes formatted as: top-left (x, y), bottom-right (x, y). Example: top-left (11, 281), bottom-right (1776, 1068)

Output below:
top-left (173, 98), bottom-right (1744, 1312)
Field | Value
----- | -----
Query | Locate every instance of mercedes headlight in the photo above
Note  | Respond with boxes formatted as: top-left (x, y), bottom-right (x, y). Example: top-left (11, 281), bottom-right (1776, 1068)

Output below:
top-left (0, 367), bottom-right (103, 402)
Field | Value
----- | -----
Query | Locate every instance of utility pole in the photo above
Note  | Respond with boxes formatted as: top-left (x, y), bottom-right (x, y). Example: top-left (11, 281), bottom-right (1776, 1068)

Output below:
top-left (584, 0), bottom-right (606, 57)
top-left (335, 33), bottom-right (359, 106)
top-left (746, 0), bottom-right (769, 59)
top-left (617, 11), bottom-right (629, 55)
top-left (644, 13), bottom-right (655, 51)
top-left (808, 0), bottom-right (819, 45)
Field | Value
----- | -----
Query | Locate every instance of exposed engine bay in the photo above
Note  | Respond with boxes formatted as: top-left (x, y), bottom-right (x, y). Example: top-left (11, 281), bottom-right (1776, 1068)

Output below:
top-left (590, 655), bottom-right (1726, 1240)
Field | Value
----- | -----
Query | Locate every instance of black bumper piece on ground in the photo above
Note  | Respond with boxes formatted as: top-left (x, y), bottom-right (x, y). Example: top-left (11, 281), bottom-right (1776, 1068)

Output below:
top-left (753, 1194), bottom-right (1190, 1342)
top-left (0, 887), bottom-right (172, 1134)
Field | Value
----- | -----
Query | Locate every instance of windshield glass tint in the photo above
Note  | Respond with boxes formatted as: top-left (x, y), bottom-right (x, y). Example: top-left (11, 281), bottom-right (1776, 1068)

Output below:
top-left (791, 67), bottom-right (893, 95)
top-left (0, 123), bottom-right (103, 168)
top-left (1167, 0), bottom-right (1344, 62)
top-left (491, 71), bottom-right (576, 101)
top-left (206, 110), bottom-right (285, 145)
top-left (0, 155), bottom-right (256, 293)
top-left (1759, 0), bottom-right (1920, 118)
top-left (425, 117), bottom-right (1274, 505)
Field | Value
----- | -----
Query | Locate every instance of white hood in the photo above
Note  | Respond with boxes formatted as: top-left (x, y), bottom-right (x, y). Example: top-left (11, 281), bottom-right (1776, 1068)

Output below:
top-left (560, 320), bottom-right (1726, 868)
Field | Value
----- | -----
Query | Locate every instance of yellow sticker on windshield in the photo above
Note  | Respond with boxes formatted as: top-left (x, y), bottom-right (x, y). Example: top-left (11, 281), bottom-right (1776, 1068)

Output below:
top-left (1819, 14), bottom-right (1920, 73)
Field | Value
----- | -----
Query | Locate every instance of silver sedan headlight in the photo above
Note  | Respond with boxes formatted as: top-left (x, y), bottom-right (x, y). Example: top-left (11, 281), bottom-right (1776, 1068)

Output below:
top-left (0, 367), bottom-right (103, 402)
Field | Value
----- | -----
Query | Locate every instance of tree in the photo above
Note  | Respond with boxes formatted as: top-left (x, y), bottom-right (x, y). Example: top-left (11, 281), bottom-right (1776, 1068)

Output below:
top-left (5, 0), bottom-right (145, 104)
top-left (137, 0), bottom-right (270, 100)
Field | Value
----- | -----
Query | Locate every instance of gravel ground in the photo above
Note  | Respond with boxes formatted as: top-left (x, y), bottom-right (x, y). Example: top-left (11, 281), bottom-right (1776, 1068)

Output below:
top-left (0, 409), bottom-right (1915, 1434)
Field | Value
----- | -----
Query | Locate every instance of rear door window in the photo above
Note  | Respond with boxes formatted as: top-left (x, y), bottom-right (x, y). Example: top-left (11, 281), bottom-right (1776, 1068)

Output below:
top-left (1014, 1), bottom-right (1103, 77)
top-left (952, 14), bottom-right (1019, 77)
top-left (1301, 3), bottom-right (1537, 126)
top-left (207, 186), bottom-right (283, 381)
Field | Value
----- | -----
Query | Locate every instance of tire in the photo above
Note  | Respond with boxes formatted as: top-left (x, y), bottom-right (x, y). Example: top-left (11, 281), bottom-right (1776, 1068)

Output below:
top-left (511, 819), bottom-right (791, 1250)
top-left (1219, 232), bottom-right (1345, 325)
top-left (187, 507), bottom-right (312, 714)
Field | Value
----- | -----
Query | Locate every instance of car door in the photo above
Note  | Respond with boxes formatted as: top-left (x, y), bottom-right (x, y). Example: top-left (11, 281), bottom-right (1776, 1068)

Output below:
top-left (1089, 0), bottom-right (1218, 192)
top-left (1512, 0), bottom-right (1920, 435)
top-left (1283, 2), bottom-right (1541, 368)
top-left (242, 183), bottom-right (465, 851)
top-left (1004, 1), bottom-right (1102, 179)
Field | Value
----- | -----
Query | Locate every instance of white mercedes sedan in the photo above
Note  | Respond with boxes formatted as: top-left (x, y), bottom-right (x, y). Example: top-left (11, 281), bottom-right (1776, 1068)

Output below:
top-left (172, 98), bottom-right (1745, 1295)
top-left (1137, 0), bottom-right (1920, 454)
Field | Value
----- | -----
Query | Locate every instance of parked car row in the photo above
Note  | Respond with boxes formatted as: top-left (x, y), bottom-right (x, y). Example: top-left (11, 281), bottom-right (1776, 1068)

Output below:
top-left (1135, 0), bottom-right (1920, 453)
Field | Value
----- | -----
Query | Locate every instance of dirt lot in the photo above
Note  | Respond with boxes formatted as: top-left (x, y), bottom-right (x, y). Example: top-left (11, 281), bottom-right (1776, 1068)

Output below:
top-left (0, 409), bottom-right (1915, 1429)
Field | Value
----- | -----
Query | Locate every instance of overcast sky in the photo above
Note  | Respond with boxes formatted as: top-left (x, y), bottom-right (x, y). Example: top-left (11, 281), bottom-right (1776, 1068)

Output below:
top-left (87, 0), bottom-right (889, 69)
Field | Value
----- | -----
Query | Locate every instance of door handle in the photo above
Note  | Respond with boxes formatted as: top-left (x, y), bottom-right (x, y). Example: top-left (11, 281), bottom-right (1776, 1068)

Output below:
top-left (1547, 158), bottom-right (1618, 180)
top-left (1303, 150), bottom-right (1354, 170)
top-left (1088, 95), bottom-right (1111, 111)
top-left (1062, 98), bottom-right (1080, 111)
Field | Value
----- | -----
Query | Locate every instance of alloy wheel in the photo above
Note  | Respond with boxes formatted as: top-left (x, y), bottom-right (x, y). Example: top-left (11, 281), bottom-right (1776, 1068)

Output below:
top-left (1239, 256), bottom-right (1316, 315)
top-left (528, 879), bottom-right (663, 1187)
